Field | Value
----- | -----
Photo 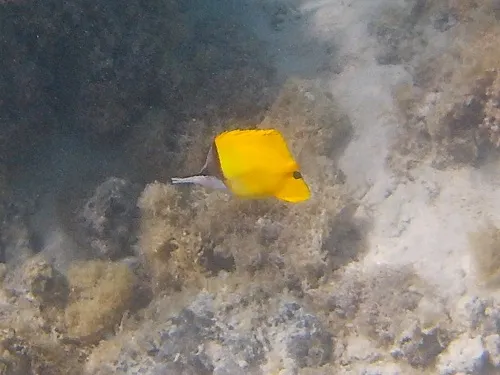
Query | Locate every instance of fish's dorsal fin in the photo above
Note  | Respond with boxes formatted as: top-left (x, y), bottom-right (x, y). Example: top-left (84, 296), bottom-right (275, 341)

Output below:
top-left (199, 142), bottom-right (213, 174)
top-left (199, 141), bottom-right (224, 180)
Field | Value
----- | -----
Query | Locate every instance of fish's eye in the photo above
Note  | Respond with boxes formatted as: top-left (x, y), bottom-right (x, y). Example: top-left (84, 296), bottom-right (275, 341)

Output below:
top-left (292, 171), bottom-right (302, 180)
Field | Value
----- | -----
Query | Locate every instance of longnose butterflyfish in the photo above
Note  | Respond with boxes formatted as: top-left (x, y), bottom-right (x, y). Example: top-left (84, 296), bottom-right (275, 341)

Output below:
top-left (171, 128), bottom-right (311, 203)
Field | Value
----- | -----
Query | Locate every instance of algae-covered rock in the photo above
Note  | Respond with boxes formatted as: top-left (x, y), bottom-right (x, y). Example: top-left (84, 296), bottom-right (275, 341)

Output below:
top-left (485, 334), bottom-right (500, 368)
top-left (390, 15), bottom-right (500, 172)
top-left (272, 302), bottom-right (334, 369)
top-left (260, 78), bottom-right (353, 167)
top-left (367, 1), bottom-right (431, 65)
top-left (83, 290), bottom-right (335, 375)
top-left (77, 177), bottom-right (142, 260)
top-left (392, 323), bottom-right (447, 368)
top-left (64, 260), bottom-right (137, 342)
top-left (18, 255), bottom-right (69, 307)
top-left (137, 182), bottom-right (205, 293)
top-left (437, 334), bottom-right (488, 375)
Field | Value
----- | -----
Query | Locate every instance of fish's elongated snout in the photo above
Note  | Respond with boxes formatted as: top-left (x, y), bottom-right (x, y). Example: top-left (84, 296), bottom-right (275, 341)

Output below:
top-left (171, 175), bottom-right (228, 191)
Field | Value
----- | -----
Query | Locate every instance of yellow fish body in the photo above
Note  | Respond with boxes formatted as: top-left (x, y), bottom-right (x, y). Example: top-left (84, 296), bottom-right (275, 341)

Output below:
top-left (171, 128), bottom-right (310, 203)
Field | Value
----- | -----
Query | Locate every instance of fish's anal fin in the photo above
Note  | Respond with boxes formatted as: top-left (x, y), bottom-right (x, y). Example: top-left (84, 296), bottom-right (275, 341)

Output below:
top-left (274, 171), bottom-right (311, 203)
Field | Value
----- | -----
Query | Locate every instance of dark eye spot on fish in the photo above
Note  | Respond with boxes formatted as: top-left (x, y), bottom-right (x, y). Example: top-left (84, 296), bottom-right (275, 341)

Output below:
top-left (293, 171), bottom-right (302, 180)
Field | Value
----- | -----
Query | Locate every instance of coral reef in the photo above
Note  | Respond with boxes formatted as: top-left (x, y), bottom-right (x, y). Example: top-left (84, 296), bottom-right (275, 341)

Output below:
top-left (83, 290), bottom-right (335, 375)
top-left (5, 0), bottom-right (500, 373)
top-left (83, 261), bottom-right (500, 374)
top-left (134, 78), bottom-right (354, 298)
top-left (301, 263), bottom-right (457, 373)
top-left (0, 0), bottom-right (283, 370)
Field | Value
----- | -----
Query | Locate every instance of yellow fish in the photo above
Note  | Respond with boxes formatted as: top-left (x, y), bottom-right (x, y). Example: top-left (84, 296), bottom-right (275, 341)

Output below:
top-left (171, 128), bottom-right (310, 203)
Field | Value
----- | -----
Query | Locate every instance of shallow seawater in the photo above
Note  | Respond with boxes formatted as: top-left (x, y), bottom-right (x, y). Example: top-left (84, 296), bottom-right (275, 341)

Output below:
top-left (1, 0), bottom-right (500, 374)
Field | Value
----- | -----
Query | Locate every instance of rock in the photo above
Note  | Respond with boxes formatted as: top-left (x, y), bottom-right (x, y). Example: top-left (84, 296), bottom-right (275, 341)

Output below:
top-left (3, 254), bottom-right (69, 307)
top-left (261, 1), bottom-right (301, 31)
top-left (0, 204), bottom-right (37, 266)
top-left (153, 292), bottom-right (264, 374)
top-left (212, 359), bottom-right (247, 375)
top-left (416, 295), bottom-right (448, 329)
top-left (344, 335), bottom-right (381, 363)
top-left (437, 335), bottom-right (488, 375)
top-left (21, 255), bottom-right (69, 306)
top-left (451, 296), bottom-right (500, 336)
top-left (326, 271), bottom-right (363, 320)
top-left (483, 304), bottom-right (500, 335)
top-left (431, 73), bottom-right (496, 169)
top-left (256, 217), bottom-right (284, 246)
top-left (355, 265), bottom-right (423, 346)
top-left (367, 0), bottom-right (428, 66)
top-left (452, 296), bottom-right (487, 331)
top-left (0, 328), bottom-right (31, 375)
top-left (360, 362), bottom-right (404, 375)
top-left (272, 302), bottom-right (333, 369)
top-left (432, 11), bottom-right (458, 32)
top-left (84, 293), bottom-right (335, 375)
top-left (154, 293), bottom-right (219, 374)
top-left (221, 332), bottom-right (265, 368)
top-left (484, 334), bottom-right (500, 367)
top-left (392, 322), bottom-right (446, 368)
top-left (77, 177), bottom-right (141, 260)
